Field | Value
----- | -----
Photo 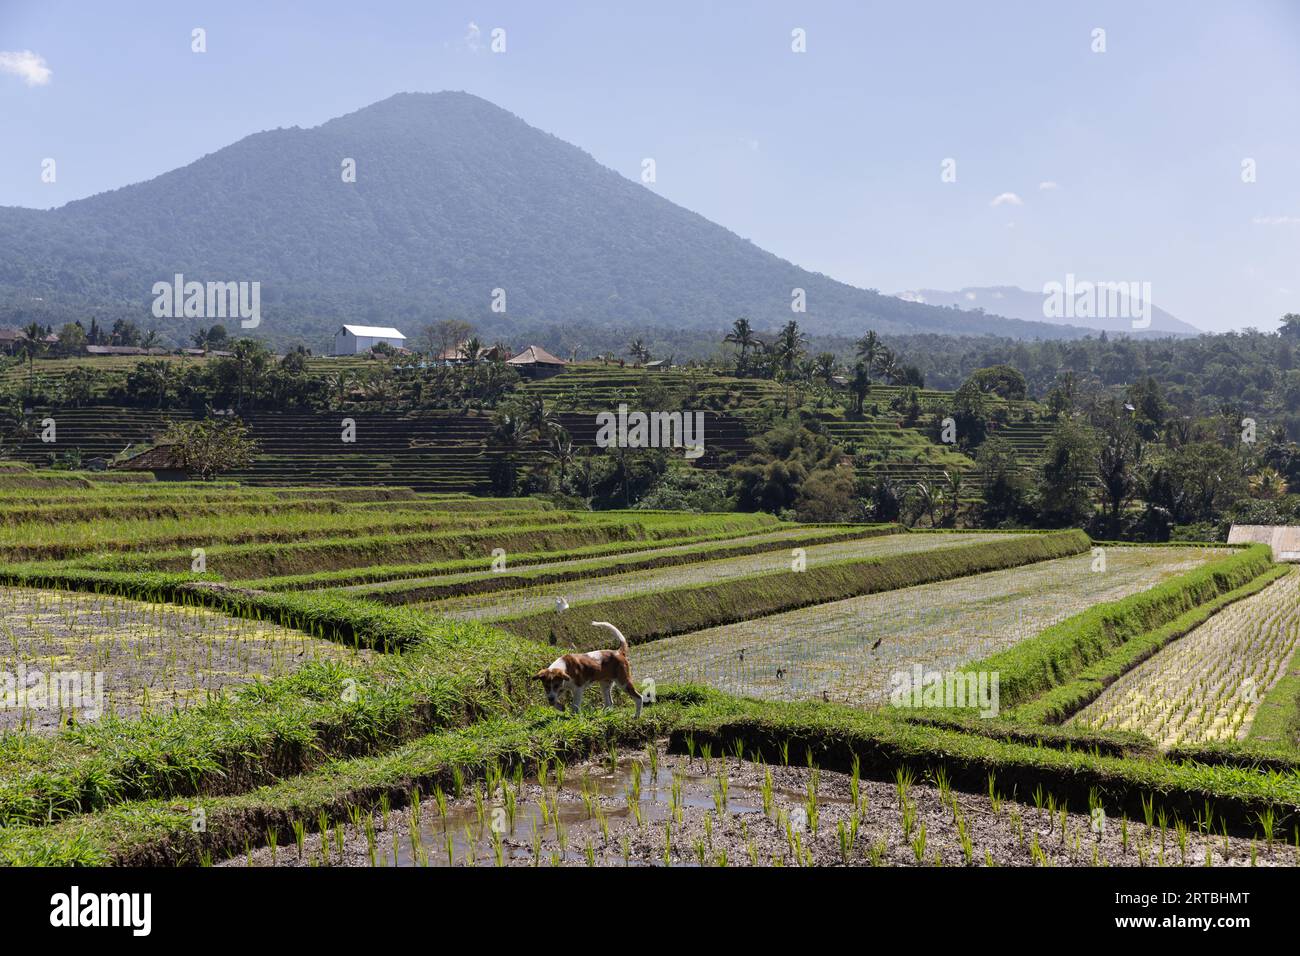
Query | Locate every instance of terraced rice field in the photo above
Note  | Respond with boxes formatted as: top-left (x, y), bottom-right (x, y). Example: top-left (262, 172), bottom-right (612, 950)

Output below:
top-left (339, 524), bottom-right (869, 596)
top-left (419, 532), bottom-right (1008, 620)
top-left (634, 547), bottom-right (1229, 707)
top-left (1071, 570), bottom-right (1300, 748)
top-left (0, 586), bottom-right (364, 733)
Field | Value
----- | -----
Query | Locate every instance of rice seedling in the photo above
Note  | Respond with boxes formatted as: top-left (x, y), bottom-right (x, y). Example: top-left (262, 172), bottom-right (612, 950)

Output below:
top-left (1258, 808), bottom-right (1276, 848)
top-left (634, 547), bottom-right (1220, 706)
top-left (956, 811), bottom-right (974, 865)
top-left (1073, 572), bottom-right (1300, 748)
top-left (911, 821), bottom-right (927, 863)
top-left (805, 778), bottom-right (819, 835)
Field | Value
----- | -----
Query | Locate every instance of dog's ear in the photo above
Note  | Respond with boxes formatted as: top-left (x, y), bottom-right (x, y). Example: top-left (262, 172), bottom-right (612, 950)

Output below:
top-left (532, 668), bottom-right (550, 681)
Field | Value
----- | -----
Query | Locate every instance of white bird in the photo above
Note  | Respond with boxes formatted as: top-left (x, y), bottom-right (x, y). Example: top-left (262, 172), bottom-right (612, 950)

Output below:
top-left (555, 596), bottom-right (569, 611)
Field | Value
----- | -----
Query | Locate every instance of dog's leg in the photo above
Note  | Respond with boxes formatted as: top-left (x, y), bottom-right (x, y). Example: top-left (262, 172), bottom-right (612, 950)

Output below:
top-left (570, 685), bottom-right (584, 714)
top-left (601, 682), bottom-right (614, 710)
top-left (622, 680), bottom-right (644, 718)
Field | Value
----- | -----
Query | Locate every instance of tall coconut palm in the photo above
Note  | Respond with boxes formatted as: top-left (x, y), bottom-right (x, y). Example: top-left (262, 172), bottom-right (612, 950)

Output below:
top-left (814, 352), bottom-right (838, 385)
top-left (725, 318), bottom-right (757, 374)
top-left (627, 338), bottom-right (651, 366)
top-left (849, 361), bottom-right (871, 414)
top-left (855, 330), bottom-right (884, 379)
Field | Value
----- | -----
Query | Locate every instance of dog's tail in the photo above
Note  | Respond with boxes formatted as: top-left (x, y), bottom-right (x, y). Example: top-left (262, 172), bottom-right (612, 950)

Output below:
top-left (591, 621), bottom-right (628, 651)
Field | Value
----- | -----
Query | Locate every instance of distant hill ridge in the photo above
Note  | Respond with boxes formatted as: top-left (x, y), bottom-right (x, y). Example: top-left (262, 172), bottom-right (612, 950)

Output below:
top-left (0, 92), bottom-right (1105, 348)
top-left (897, 285), bottom-right (1198, 336)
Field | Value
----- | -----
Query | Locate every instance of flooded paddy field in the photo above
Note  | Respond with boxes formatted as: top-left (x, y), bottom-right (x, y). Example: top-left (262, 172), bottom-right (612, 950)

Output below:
top-left (419, 532), bottom-right (1007, 620)
top-left (0, 586), bottom-right (366, 733)
top-left (224, 739), bottom-right (1296, 868)
top-left (634, 547), bottom-right (1228, 707)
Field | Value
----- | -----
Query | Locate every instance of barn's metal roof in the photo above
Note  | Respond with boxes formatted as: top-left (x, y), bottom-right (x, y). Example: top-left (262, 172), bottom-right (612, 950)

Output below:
top-left (338, 325), bottom-right (406, 339)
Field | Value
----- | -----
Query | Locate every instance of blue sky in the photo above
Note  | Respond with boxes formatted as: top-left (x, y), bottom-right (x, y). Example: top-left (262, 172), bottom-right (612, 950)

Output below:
top-left (1, 0), bottom-right (1297, 333)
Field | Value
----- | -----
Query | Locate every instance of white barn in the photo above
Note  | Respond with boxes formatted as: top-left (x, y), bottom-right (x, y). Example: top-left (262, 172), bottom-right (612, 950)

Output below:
top-left (333, 324), bottom-right (406, 355)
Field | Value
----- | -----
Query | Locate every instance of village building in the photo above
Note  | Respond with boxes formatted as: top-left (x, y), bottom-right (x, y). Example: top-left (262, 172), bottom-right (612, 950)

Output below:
top-left (505, 344), bottom-right (568, 379)
top-left (109, 444), bottom-right (190, 482)
top-left (332, 324), bottom-right (407, 355)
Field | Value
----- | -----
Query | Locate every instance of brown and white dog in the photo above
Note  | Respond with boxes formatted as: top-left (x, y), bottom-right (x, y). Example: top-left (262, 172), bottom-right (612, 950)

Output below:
top-left (533, 621), bottom-right (644, 717)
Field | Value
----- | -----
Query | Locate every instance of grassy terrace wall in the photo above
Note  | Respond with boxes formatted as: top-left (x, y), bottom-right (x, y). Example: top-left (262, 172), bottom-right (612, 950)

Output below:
top-left (69, 513), bottom-right (779, 578)
top-left (963, 544), bottom-right (1277, 714)
top-left (496, 529), bottom-right (1090, 647)
top-left (351, 524), bottom-right (897, 604)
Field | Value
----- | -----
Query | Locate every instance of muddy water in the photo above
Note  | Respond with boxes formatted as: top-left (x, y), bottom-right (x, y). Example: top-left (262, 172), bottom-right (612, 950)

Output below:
top-left (225, 742), bottom-right (1298, 868)
top-left (388, 753), bottom-right (824, 867)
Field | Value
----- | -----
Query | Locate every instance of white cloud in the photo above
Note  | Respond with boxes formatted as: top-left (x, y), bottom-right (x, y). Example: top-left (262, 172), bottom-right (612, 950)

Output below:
top-left (1038, 181), bottom-right (1059, 191)
top-left (964, 291), bottom-right (977, 301)
top-left (1253, 215), bottom-right (1300, 225)
top-left (990, 192), bottom-right (1023, 207)
top-left (0, 50), bottom-right (52, 86)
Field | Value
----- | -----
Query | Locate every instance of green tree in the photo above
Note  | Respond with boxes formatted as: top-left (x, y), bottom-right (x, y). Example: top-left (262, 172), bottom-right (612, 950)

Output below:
top-left (1038, 417), bottom-right (1098, 526)
top-left (156, 418), bottom-right (260, 480)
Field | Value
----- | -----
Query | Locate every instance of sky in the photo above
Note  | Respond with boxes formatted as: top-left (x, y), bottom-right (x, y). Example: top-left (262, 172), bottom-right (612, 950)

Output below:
top-left (1, 0), bottom-right (1297, 334)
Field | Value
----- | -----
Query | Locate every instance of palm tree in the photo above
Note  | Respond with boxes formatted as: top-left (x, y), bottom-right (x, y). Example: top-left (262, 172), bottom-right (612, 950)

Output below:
top-left (724, 318), bottom-right (757, 374)
top-left (915, 480), bottom-right (941, 528)
top-left (522, 396), bottom-right (561, 442)
top-left (774, 321), bottom-right (805, 414)
top-left (141, 329), bottom-right (162, 351)
top-left (874, 346), bottom-right (900, 384)
top-left (849, 361), bottom-right (871, 414)
top-left (943, 469), bottom-right (965, 525)
top-left (627, 338), bottom-right (650, 366)
top-left (1250, 466), bottom-right (1288, 499)
top-left (540, 429), bottom-right (576, 483)
top-left (18, 323), bottom-right (48, 397)
top-left (813, 353), bottom-right (837, 385)
top-left (459, 337), bottom-right (484, 362)
top-left (855, 330), bottom-right (884, 379)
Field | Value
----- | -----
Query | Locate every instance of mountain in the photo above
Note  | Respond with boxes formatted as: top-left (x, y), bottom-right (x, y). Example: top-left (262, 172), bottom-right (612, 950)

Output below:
top-left (896, 286), bottom-right (1198, 337)
top-left (0, 92), bottom-right (1106, 349)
